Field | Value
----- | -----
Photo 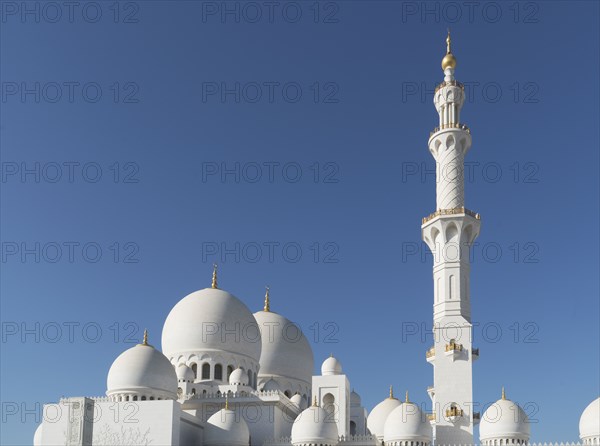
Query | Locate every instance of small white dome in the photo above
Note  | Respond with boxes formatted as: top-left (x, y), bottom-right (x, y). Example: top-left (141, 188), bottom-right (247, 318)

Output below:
top-left (321, 355), bottom-right (342, 376)
top-left (579, 397), bottom-right (600, 442)
top-left (229, 368), bottom-right (249, 386)
top-left (262, 378), bottom-right (280, 392)
top-left (480, 394), bottom-right (530, 443)
top-left (205, 407), bottom-right (250, 446)
top-left (33, 424), bottom-right (43, 446)
top-left (291, 403), bottom-right (339, 445)
top-left (351, 390), bottom-right (362, 407)
top-left (162, 288), bottom-right (261, 363)
top-left (107, 341), bottom-right (177, 400)
top-left (176, 364), bottom-right (195, 382)
top-left (367, 394), bottom-right (402, 440)
top-left (384, 401), bottom-right (432, 444)
top-left (254, 309), bottom-right (314, 386)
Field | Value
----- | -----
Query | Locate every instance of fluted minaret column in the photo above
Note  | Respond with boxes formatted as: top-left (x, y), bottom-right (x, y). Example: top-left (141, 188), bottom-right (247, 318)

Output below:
top-left (421, 32), bottom-right (481, 446)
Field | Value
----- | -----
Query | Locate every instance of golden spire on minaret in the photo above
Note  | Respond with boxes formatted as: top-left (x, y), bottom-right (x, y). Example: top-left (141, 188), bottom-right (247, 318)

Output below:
top-left (313, 396), bottom-right (318, 407)
top-left (405, 390), bottom-right (410, 403)
top-left (389, 385), bottom-right (395, 399)
top-left (211, 263), bottom-right (218, 289)
top-left (142, 329), bottom-right (149, 346)
top-left (225, 393), bottom-right (229, 410)
top-left (263, 286), bottom-right (270, 312)
top-left (441, 28), bottom-right (457, 70)
top-left (502, 386), bottom-right (506, 400)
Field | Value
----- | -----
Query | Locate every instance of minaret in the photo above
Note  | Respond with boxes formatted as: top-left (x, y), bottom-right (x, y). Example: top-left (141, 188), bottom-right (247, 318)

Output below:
top-left (421, 31), bottom-right (481, 445)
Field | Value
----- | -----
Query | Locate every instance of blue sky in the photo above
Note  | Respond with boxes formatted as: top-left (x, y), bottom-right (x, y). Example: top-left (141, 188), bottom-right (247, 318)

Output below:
top-left (1, 1), bottom-right (599, 444)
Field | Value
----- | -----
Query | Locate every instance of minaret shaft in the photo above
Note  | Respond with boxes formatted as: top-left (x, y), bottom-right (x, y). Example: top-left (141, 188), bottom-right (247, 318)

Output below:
top-left (422, 32), bottom-right (480, 446)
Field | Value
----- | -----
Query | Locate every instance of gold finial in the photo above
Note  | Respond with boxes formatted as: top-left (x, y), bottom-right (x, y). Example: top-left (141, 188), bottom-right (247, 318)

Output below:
top-left (441, 29), bottom-right (457, 70)
top-left (389, 385), bottom-right (394, 399)
top-left (405, 390), bottom-right (410, 403)
top-left (313, 396), bottom-right (318, 407)
top-left (142, 329), bottom-right (149, 346)
top-left (225, 393), bottom-right (229, 410)
top-left (211, 264), bottom-right (218, 289)
top-left (502, 387), bottom-right (506, 400)
top-left (263, 286), bottom-right (270, 312)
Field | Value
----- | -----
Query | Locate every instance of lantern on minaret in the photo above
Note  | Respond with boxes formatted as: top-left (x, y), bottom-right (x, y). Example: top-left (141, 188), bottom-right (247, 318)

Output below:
top-left (421, 30), bottom-right (481, 446)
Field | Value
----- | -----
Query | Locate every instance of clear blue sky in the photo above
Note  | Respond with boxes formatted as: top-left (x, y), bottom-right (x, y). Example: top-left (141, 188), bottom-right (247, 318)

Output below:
top-left (1, 1), bottom-right (599, 444)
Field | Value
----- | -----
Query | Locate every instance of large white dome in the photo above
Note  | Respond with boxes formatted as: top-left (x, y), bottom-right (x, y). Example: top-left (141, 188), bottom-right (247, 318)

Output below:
top-left (107, 340), bottom-right (177, 400)
top-left (579, 397), bottom-right (600, 443)
top-left (204, 407), bottom-right (250, 446)
top-left (480, 393), bottom-right (530, 443)
top-left (384, 401), bottom-right (432, 444)
top-left (33, 423), bottom-right (43, 446)
top-left (291, 403), bottom-right (339, 446)
top-left (367, 391), bottom-right (402, 440)
top-left (162, 288), bottom-right (261, 363)
top-left (254, 309), bottom-right (314, 386)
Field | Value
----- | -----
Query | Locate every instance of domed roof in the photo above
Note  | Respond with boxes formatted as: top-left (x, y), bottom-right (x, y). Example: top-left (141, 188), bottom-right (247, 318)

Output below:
top-left (384, 399), bottom-right (432, 443)
top-left (176, 364), bottom-right (194, 382)
top-left (261, 378), bottom-right (280, 392)
top-left (229, 367), bottom-right (249, 386)
top-left (351, 390), bottom-right (361, 406)
top-left (205, 406), bottom-right (250, 446)
top-left (33, 424), bottom-right (42, 446)
top-left (162, 287), bottom-right (261, 362)
top-left (367, 388), bottom-right (402, 439)
top-left (321, 355), bottom-right (342, 376)
top-left (291, 401), bottom-right (339, 445)
top-left (254, 294), bottom-right (314, 385)
top-left (480, 390), bottom-right (530, 441)
top-left (107, 334), bottom-right (177, 398)
top-left (579, 397), bottom-right (600, 440)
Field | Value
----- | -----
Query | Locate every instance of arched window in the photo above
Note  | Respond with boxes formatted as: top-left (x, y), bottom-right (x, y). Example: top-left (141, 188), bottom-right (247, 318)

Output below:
top-left (202, 363), bottom-right (210, 380)
top-left (190, 363), bottom-right (197, 379)
top-left (350, 420), bottom-right (357, 436)
top-left (247, 369), bottom-right (252, 386)
top-left (149, 397), bottom-right (154, 400)
top-left (284, 390), bottom-right (291, 398)
top-left (141, 396), bottom-right (147, 401)
top-left (214, 364), bottom-right (223, 381)
top-left (322, 393), bottom-right (336, 417)
top-left (133, 396), bottom-right (138, 401)
top-left (191, 388), bottom-right (196, 395)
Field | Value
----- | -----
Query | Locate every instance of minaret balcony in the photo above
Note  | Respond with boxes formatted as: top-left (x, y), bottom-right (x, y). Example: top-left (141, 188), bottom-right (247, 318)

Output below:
top-left (435, 79), bottom-right (464, 93)
top-left (426, 346), bottom-right (436, 363)
top-left (427, 386), bottom-right (435, 400)
top-left (472, 348), bottom-right (480, 361)
top-left (429, 122), bottom-right (470, 138)
top-left (422, 206), bottom-right (481, 225)
top-left (427, 412), bottom-right (436, 424)
top-left (473, 412), bottom-right (481, 425)
top-left (445, 406), bottom-right (464, 422)
top-left (444, 340), bottom-right (463, 361)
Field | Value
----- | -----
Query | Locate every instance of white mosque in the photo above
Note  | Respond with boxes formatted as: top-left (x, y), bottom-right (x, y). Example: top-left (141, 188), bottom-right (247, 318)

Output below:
top-left (33, 33), bottom-right (599, 446)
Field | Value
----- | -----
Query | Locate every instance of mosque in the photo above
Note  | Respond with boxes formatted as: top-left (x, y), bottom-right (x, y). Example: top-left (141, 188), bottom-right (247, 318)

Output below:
top-left (33, 33), bottom-right (599, 446)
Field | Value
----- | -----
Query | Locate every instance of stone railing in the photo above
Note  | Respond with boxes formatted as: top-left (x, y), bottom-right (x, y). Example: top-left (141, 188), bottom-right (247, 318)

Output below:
top-left (446, 406), bottom-right (464, 417)
top-left (446, 341), bottom-right (463, 352)
top-left (430, 123), bottom-right (471, 137)
top-left (422, 207), bottom-right (481, 224)
top-left (435, 79), bottom-right (465, 93)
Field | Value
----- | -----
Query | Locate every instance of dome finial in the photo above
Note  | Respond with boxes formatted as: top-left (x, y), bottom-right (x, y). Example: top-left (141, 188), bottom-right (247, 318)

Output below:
top-left (405, 390), bottom-right (410, 403)
top-left (389, 385), bottom-right (394, 399)
top-left (225, 393), bottom-right (229, 410)
top-left (502, 386), bottom-right (506, 400)
top-left (263, 286), bottom-right (270, 312)
top-left (142, 328), bottom-right (149, 346)
top-left (313, 396), bottom-right (318, 407)
top-left (211, 263), bottom-right (218, 289)
top-left (441, 29), bottom-right (457, 71)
